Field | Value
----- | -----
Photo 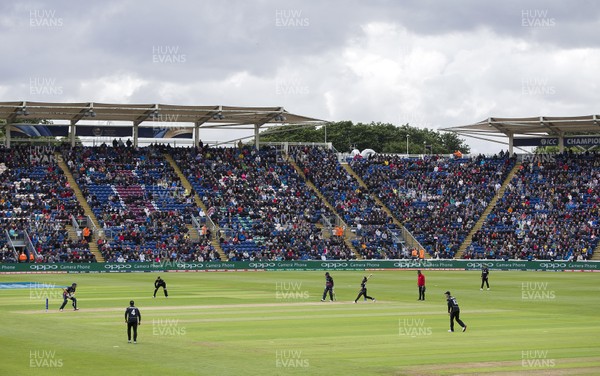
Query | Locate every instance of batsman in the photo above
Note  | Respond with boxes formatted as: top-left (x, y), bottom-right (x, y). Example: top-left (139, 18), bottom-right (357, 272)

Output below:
top-left (321, 272), bottom-right (335, 302)
top-left (353, 274), bottom-right (376, 303)
top-left (59, 283), bottom-right (78, 311)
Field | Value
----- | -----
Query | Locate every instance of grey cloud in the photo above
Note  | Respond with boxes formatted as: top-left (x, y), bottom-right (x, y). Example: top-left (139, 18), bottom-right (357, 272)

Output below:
top-left (1, 0), bottom-right (599, 155)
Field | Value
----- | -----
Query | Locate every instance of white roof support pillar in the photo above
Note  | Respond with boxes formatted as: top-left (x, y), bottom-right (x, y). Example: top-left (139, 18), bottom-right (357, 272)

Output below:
top-left (133, 122), bottom-right (138, 148)
top-left (558, 133), bottom-right (565, 153)
top-left (5, 123), bottom-right (11, 148)
top-left (194, 122), bottom-right (200, 147)
top-left (69, 120), bottom-right (77, 147)
top-left (254, 123), bottom-right (260, 150)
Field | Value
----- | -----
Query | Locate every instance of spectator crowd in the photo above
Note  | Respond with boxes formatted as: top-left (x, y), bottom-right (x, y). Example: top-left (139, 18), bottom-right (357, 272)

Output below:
top-left (1, 143), bottom-right (596, 264)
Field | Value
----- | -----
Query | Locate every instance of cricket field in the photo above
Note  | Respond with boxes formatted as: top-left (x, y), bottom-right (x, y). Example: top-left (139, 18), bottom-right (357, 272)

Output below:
top-left (1, 270), bottom-right (599, 375)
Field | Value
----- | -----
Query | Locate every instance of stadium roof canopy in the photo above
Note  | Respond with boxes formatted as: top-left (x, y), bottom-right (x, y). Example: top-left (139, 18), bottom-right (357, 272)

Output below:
top-left (442, 115), bottom-right (600, 154)
top-left (0, 101), bottom-right (325, 147)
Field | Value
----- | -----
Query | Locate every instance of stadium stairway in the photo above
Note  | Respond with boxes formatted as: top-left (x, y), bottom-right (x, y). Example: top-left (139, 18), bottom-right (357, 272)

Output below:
top-left (186, 224), bottom-right (200, 242)
top-left (285, 154), bottom-right (361, 259)
top-left (66, 225), bottom-right (78, 240)
top-left (55, 152), bottom-right (104, 262)
top-left (454, 161), bottom-right (522, 259)
top-left (340, 163), bottom-right (427, 257)
top-left (163, 153), bottom-right (227, 260)
top-left (317, 222), bottom-right (330, 239)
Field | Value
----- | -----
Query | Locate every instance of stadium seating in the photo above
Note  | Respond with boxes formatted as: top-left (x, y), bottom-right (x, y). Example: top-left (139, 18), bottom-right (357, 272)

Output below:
top-left (290, 146), bottom-right (402, 259)
top-left (62, 144), bottom-right (218, 262)
top-left (172, 145), bottom-right (355, 260)
top-left (2, 143), bottom-right (595, 264)
top-left (464, 152), bottom-right (599, 260)
top-left (349, 152), bottom-right (516, 258)
top-left (0, 145), bottom-right (95, 262)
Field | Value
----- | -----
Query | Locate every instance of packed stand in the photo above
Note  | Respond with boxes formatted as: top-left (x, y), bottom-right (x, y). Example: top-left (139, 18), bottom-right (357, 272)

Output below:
top-left (464, 152), bottom-right (600, 261)
top-left (0, 145), bottom-right (95, 262)
top-left (0, 238), bottom-right (18, 262)
top-left (173, 145), bottom-right (355, 261)
top-left (290, 146), bottom-right (402, 259)
top-left (350, 151), bottom-right (516, 258)
top-left (62, 143), bottom-right (218, 262)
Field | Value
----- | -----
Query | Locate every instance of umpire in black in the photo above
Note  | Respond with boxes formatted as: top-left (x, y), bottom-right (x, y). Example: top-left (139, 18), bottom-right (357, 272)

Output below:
top-left (153, 276), bottom-right (168, 298)
top-left (125, 300), bottom-right (141, 343)
top-left (321, 272), bottom-right (334, 302)
top-left (481, 264), bottom-right (490, 290)
top-left (445, 291), bottom-right (466, 332)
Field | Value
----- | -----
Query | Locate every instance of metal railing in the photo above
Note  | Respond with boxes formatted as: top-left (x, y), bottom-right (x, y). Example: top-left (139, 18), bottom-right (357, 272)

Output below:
top-left (86, 215), bottom-right (102, 239)
top-left (24, 230), bottom-right (39, 260)
top-left (217, 227), bottom-right (235, 242)
top-left (102, 227), bottom-right (118, 240)
top-left (192, 214), bottom-right (219, 241)
top-left (400, 226), bottom-right (424, 252)
top-left (321, 214), bottom-right (334, 236)
top-left (71, 214), bottom-right (81, 232)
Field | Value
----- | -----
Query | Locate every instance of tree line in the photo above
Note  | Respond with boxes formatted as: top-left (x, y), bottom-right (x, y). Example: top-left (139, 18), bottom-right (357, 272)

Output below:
top-left (258, 121), bottom-right (470, 154)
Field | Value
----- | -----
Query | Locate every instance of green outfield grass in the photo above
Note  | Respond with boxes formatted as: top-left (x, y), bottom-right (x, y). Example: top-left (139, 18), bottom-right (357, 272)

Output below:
top-left (1, 270), bottom-right (599, 375)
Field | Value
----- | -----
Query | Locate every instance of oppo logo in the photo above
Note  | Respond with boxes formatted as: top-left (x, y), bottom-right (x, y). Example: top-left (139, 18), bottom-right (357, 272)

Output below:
top-left (320, 263), bottom-right (348, 268)
top-left (539, 263), bottom-right (566, 268)
top-left (175, 263), bottom-right (203, 269)
top-left (248, 262), bottom-right (275, 268)
top-left (466, 263), bottom-right (493, 268)
top-left (393, 262), bottom-right (422, 268)
top-left (29, 265), bottom-right (58, 271)
top-left (104, 264), bottom-right (132, 270)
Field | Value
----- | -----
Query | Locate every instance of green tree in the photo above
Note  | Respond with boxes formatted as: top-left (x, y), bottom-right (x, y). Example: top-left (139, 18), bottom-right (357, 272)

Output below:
top-left (259, 121), bottom-right (470, 154)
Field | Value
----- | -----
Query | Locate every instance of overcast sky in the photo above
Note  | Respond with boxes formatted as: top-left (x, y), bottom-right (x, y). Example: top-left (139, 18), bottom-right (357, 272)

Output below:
top-left (1, 0), bottom-right (599, 153)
